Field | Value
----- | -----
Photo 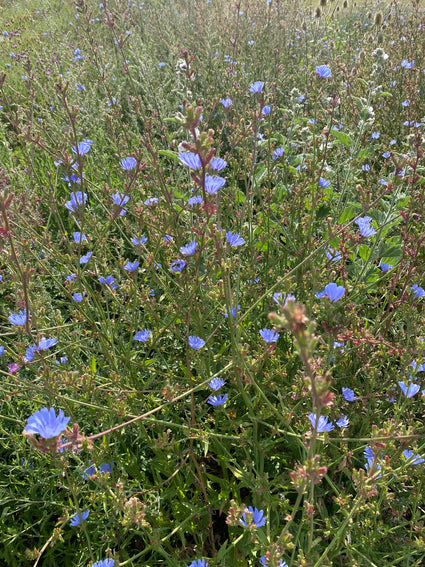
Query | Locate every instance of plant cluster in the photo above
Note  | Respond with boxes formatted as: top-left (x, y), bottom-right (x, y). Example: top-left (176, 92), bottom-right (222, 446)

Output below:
top-left (2, 0), bottom-right (425, 565)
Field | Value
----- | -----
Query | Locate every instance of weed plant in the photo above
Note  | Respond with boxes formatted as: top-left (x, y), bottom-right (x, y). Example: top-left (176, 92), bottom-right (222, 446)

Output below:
top-left (2, 0), bottom-right (425, 565)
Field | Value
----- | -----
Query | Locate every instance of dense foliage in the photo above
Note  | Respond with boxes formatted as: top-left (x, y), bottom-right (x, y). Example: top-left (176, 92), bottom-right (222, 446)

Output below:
top-left (2, 0), bottom-right (425, 565)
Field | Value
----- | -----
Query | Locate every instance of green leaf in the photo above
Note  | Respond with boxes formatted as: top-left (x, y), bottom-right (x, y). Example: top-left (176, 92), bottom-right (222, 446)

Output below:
top-left (235, 189), bottom-right (246, 204)
top-left (358, 244), bottom-right (371, 261)
top-left (331, 129), bottom-right (352, 147)
top-left (356, 147), bottom-right (372, 162)
top-left (338, 205), bottom-right (359, 224)
top-left (158, 149), bottom-right (179, 161)
top-left (91, 357), bottom-right (97, 374)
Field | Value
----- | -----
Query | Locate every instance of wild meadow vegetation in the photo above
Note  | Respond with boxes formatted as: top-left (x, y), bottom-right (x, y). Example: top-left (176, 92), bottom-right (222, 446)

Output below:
top-left (2, 0), bottom-right (425, 565)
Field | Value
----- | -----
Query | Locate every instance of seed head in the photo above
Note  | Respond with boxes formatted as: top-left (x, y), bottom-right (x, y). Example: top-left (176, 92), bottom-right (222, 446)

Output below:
top-left (374, 11), bottom-right (383, 26)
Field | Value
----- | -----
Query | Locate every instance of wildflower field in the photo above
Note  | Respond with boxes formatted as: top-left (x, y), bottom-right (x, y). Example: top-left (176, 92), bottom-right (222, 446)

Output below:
top-left (2, 0), bottom-right (425, 565)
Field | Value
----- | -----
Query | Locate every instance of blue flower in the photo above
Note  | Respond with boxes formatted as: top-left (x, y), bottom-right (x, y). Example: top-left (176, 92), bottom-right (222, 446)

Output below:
top-left (112, 193), bottom-right (129, 215)
top-left (180, 241), bottom-right (198, 255)
top-left (24, 345), bottom-right (36, 362)
top-left (308, 413), bottom-right (334, 432)
top-left (210, 157), bottom-right (227, 171)
top-left (226, 231), bottom-right (245, 247)
top-left (62, 166), bottom-right (83, 185)
top-left (131, 236), bottom-right (148, 245)
top-left (401, 59), bottom-right (414, 68)
top-left (336, 416), bottom-right (349, 428)
top-left (250, 81), bottom-right (264, 93)
top-left (134, 329), bottom-right (151, 342)
top-left (65, 191), bottom-right (87, 212)
top-left (221, 98), bottom-right (232, 108)
top-left (74, 48), bottom-right (84, 61)
top-left (208, 378), bottom-right (226, 390)
top-left (144, 197), bottom-right (158, 205)
top-left (362, 164), bottom-right (370, 171)
top-left (316, 283), bottom-right (345, 302)
top-left (112, 193), bottom-right (130, 207)
top-left (273, 293), bottom-right (295, 306)
top-left (24, 407), bottom-right (70, 439)
top-left (8, 309), bottom-right (29, 326)
top-left (83, 464), bottom-right (96, 478)
top-left (38, 337), bottom-right (58, 352)
top-left (70, 509), bottom-right (90, 526)
top-left (120, 157), bottom-right (137, 170)
top-left (380, 262), bottom-right (394, 272)
top-left (411, 284), bottom-right (425, 298)
top-left (316, 65), bottom-right (331, 78)
top-left (124, 260), bottom-right (140, 272)
top-left (240, 506), bottom-right (266, 528)
top-left (73, 293), bottom-right (84, 302)
top-left (411, 360), bottom-right (425, 372)
top-left (262, 105), bottom-right (271, 115)
top-left (399, 381), bottom-right (420, 398)
top-left (0, 346), bottom-right (4, 356)
top-left (98, 276), bottom-right (117, 289)
top-left (355, 217), bottom-right (376, 237)
top-left (319, 177), bottom-right (330, 187)
top-left (272, 147), bottom-right (285, 160)
top-left (80, 251), bottom-right (93, 264)
top-left (207, 394), bottom-right (228, 406)
top-left (259, 328), bottom-right (279, 343)
top-left (99, 463), bottom-right (113, 474)
top-left (179, 152), bottom-right (202, 169)
top-left (72, 140), bottom-right (92, 155)
top-left (91, 560), bottom-right (115, 567)
top-left (223, 304), bottom-right (240, 318)
top-left (73, 232), bottom-right (87, 243)
top-left (364, 446), bottom-right (381, 477)
top-left (382, 151), bottom-right (390, 158)
top-left (187, 560), bottom-right (208, 567)
top-left (371, 131), bottom-right (380, 139)
top-left (83, 462), bottom-right (113, 479)
top-left (205, 175), bottom-right (226, 194)
top-left (188, 195), bottom-right (203, 206)
top-left (403, 449), bottom-right (424, 465)
top-left (188, 336), bottom-right (205, 349)
top-left (342, 387), bottom-right (356, 401)
top-left (260, 557), bottom-right (287, 567)
top-left (170, 259), bottom-right (186, 272)
top-left (158, 62), bottom-right (165, 67)
top-left (24, 338), bottom-right (58, 362)
top-left (326, 247), bottom-right (342, 261)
